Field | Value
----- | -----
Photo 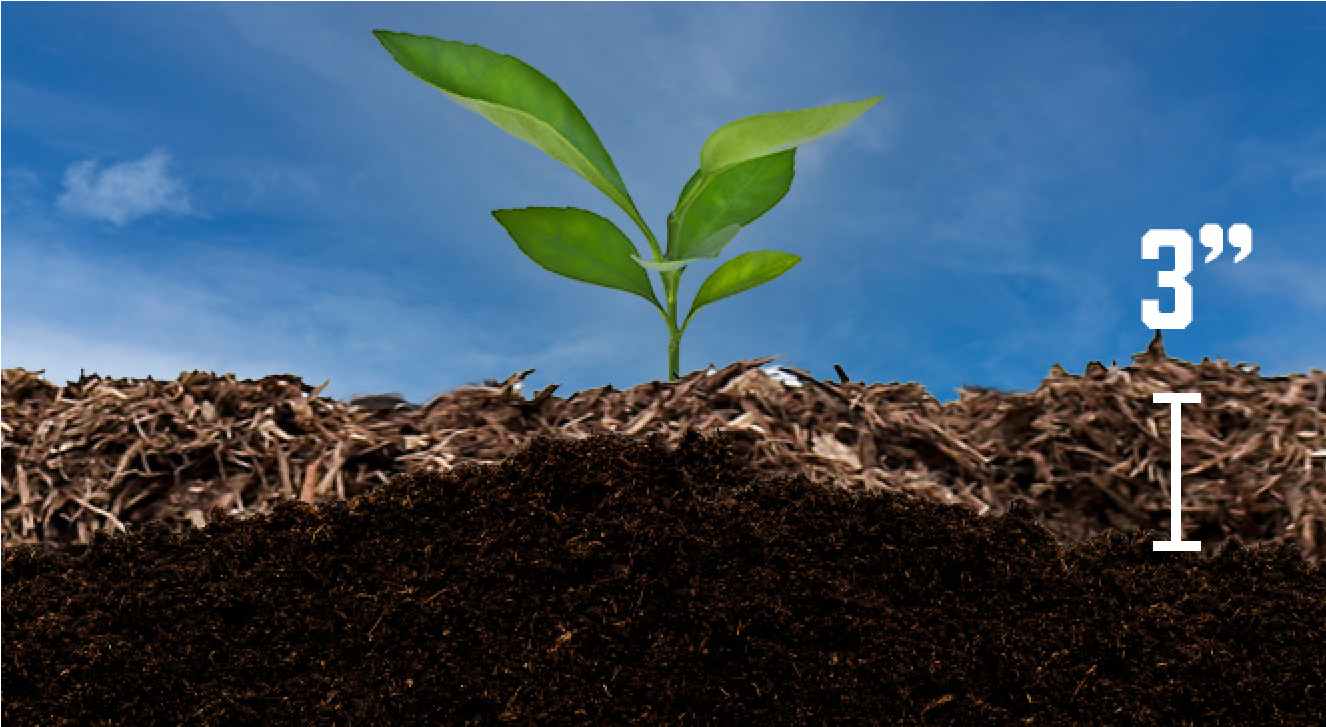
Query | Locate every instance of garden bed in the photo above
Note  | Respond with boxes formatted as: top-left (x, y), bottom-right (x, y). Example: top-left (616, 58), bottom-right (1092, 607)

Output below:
top-left (3, 333), bottom-right (1324, 724)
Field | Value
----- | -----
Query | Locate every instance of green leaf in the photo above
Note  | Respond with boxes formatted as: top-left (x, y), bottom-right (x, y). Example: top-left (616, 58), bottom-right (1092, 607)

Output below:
top-left (700, 95), bottom-right (882, 176)
top-left (374, 30), bottom-right (651, 237)
top-left (491, 207), bottom-right (663, 312)
top-left (630, 223), bottom-right (740, 272)
top-left (681, 251), bottom-right (800, 333)
top-left (670, 149), bottom-right (795, 263)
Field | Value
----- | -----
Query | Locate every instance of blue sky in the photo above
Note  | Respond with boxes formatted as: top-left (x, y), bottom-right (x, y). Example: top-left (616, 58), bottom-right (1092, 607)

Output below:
top-left (4, 2), bottom-right (1324, 408)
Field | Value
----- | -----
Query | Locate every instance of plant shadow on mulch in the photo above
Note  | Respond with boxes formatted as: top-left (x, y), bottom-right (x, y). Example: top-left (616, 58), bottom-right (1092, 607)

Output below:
top-left (3, 333), bottom-right (1326, 725)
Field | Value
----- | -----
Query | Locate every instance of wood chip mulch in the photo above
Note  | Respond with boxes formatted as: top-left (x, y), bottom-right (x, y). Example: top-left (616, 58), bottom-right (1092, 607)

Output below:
top-left (3, 331), bottom-right (1325, 724)
top-left (4, 331), bottom-right (1323, 564)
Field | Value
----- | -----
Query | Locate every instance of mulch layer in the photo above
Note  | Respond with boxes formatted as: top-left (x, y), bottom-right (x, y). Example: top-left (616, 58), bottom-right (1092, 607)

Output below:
top-left (3, 332), bottom-right (1325, 724)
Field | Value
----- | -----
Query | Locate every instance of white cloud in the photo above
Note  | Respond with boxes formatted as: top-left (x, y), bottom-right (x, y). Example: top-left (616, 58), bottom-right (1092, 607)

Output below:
top-left (56, 148), bottom-right (194, 226)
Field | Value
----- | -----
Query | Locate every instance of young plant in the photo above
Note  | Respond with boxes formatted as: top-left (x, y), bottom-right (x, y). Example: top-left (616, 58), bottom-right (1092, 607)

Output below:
top-left (374, 29), bottom-right (881, 381)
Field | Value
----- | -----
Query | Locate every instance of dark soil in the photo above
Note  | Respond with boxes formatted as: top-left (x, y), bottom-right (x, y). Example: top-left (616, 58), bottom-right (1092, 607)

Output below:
top-left (4, 429), bottom-right (1324, 725)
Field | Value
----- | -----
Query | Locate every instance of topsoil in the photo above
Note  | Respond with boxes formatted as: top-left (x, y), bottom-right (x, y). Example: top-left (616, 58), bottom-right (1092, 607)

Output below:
top-left (3, 332), bottom-right (1325, 725)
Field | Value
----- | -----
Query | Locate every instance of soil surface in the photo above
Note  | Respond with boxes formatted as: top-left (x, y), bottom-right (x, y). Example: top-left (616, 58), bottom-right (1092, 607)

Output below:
top-left (4, 430), bottom-right (1324, 725)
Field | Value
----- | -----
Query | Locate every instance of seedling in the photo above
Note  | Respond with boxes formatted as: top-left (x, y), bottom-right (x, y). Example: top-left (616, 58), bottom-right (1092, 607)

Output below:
top-left (375, 30), bottom-right (881, 380)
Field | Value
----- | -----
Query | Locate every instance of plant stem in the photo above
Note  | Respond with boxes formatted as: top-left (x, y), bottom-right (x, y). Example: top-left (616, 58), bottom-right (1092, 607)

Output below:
top-left (657, 268), bottom-right (682, 381)
top-left (667, 316), bottom-right (680, 381)
top-left (636, 213), bottom-right (682, 382)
